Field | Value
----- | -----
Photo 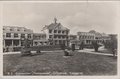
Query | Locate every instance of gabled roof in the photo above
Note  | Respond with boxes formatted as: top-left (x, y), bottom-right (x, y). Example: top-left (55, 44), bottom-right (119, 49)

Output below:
top-left (43, 23), bottom-right (69, 31)
top-left (95, 32), bottom-right (102, 37)
top-left (89, 30), bottom-right (96, 33)
top-left (101, 33), bottom-right (109, 37)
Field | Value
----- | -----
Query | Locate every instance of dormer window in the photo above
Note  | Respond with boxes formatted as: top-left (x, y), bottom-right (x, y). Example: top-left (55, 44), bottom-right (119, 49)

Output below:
top-left (17, 29), bottom-right (20, 31)
top-left (10, 28), bottom-right (13, 31)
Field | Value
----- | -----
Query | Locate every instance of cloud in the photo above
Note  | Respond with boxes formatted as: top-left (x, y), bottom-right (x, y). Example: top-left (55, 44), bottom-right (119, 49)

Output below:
top-left (3, 2), bottom-right (119, 34)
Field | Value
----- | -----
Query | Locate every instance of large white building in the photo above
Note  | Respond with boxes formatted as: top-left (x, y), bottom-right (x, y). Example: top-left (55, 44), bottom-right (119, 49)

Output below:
top-left (3, 20), bottom-right (113, 52)
top-left (77, 31), bottom-right (95, 45)
top-left (42, 18), bottom-right (70, 46)
top-left (3, 26), bottom-right (33, 51)
top-left (89, 30), bottom-right (110, 43)
top-left (77, 30), bottom-right (111, 45)
top-left (33, 33), bottom-right (48, 46)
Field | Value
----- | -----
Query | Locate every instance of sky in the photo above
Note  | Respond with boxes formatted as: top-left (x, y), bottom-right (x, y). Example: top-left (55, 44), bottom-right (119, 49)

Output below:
top-left (2, 2), bottom-right (120, 34)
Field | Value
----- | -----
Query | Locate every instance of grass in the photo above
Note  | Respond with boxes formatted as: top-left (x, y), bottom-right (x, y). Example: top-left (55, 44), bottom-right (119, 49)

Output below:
top-left (3, 50), bottom-right (117, 76)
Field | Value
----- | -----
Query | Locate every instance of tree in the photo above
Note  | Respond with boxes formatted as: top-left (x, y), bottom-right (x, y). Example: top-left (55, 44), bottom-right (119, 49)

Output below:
top-left (23, 38), bottom-right (31, 48)
top-left (103, 35), bottom-right (117, 57)
top-left (48, 38), bottom-right (53, 45)
top-left (21, 38), bottom-right (32, 56)
top-left (92, 40), bottom-right (99, 52)
top-left (61, 43), bottom-right (66, 50)
top-left (110, 40), bottom-right (117, 57)
top-left (79, 41), bottom-right (84, 50)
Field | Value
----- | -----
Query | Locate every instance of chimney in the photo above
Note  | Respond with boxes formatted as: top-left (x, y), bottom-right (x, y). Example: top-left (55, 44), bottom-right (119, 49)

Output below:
top-left (54, 18), bottom-right (57, 24)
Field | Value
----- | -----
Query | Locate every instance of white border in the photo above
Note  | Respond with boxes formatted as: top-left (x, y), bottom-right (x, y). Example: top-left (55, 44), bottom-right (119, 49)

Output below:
top-left (0, 1), bottom-right (120, 79)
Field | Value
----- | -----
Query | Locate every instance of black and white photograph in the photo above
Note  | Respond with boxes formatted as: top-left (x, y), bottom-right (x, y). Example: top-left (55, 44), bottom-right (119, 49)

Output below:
top-left (2, 1), bottom-right (119, 76)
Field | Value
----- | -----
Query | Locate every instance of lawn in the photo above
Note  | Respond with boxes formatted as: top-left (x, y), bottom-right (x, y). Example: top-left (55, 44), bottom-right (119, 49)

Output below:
top-left (3, 50), bottom-right (117, 76)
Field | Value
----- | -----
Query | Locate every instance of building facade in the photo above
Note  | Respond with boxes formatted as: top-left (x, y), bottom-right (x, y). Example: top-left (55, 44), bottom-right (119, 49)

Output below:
top-left (89, 30), bottom-right (102, 43)
top-left (101, 33), bottom-right (111, 42)
top-left (109, 34), bottom-right (117, 41)
top-left (77, 30), bottom-right (111, 45)
top-left (77, 32), bottom-right (95, 45)
top-left (68, 35), bottom-right (80, 45)
top-left (33, 33), bottom-right (48, 46)
top-left (3, 26), bottom-right (33, 51)
top-left (42, 18), bottom-right (70, 46)
top-left (3, 20), bottom-right (114, 52)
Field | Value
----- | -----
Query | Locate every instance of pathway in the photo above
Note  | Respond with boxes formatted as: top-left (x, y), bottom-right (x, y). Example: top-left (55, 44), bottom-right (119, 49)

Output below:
top-left (78, 48), bottom-right (115, 56)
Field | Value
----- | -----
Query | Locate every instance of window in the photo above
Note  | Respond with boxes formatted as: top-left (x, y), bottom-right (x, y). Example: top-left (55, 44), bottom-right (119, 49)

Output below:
top-left (58, 36), bottom-right (61, 39)
top-left (55, 40), bottom-right (57, 45)
top-left (54, 30), bottom-right (57, 33)
top-left (35, 42), bottom-right (38, 45)
top-left (36, 36), bottom-right (39, 39)
top-left (42, 35), bottom-right (45, 39)
top-left (21, 34), bottom-right (25, 38)
top-left (40, 42), bottom-right (43, 45)
top-left (3, 35), bottom-right (5, 38)
top-left (66, 31), bottom-right (68, 34)
top-left (92, 36), bottom-right (94, 39)
top-left (39, 36), bottom-right (41, 39)
top-left (34, 36), bottom-right (37, 39)
top-left (58, 30), bottom-right (61, 33)
top-left (83, 36), bottom-right (85, 39)
top-left (95, 37), bottom-right (98, 39)
top-left (14, 33), bottom-right (18, 38)
top-left (6, 33), bottom-right (11, 37)
top-left (90, 36), bottom-right (92, 39)
top-left (28, 34), bottom-right (31, 38)
top-left (17, 29), bottom-right (20, 31)
top-left (49, 30), bottom-right (52, 33)
top-left (79, 36), bottom-right (81, 39)
top-left (86, 40), bottom-right (89, 43)
top-left (49, 35), bottom-right (52, 38)
top-left (21, 41), bottom-right (24, 46)
top-left (10, 29), bottom-right (13, 31)
top-left (54, 35), bottom-right (57, 38)
top-left (88, 36), bottom-right (90, 39)
top-left (62, 31), bottom-right (64, 34)
top-left (63, 36), bottom-right (65, 39)
top-left (82, 36), bottom-right (84, 39)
